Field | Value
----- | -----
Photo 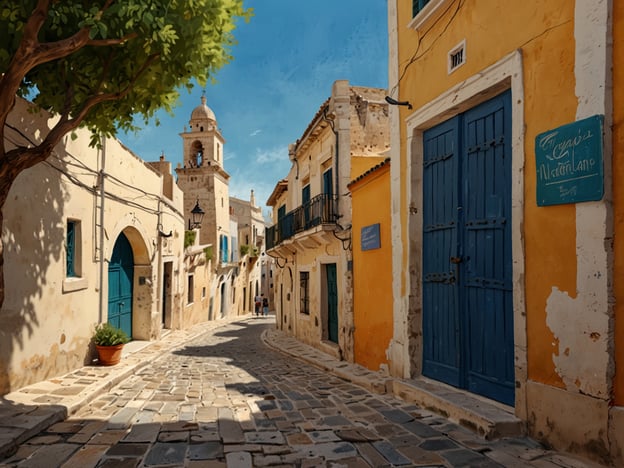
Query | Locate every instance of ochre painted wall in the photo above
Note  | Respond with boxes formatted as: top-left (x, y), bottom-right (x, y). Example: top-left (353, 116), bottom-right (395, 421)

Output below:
top-left (351, 162), bottom-right (392, 371)
top-left (395, 0), bottom-right (577, 388)
top-left (613, 0), bottom-right (624, 406)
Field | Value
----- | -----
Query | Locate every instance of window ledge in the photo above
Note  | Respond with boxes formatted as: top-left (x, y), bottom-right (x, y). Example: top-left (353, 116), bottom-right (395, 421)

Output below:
top-left (63, 277), bottom-right (88, 293)
top-left (408, 0), bottom-right (454, 33)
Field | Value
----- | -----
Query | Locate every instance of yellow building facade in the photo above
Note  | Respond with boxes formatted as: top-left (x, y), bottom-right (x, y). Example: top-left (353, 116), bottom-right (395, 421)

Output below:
top-left (349, 158), bottom-right (393, 372)
top-left (389, 0), bottom-right (619, 464)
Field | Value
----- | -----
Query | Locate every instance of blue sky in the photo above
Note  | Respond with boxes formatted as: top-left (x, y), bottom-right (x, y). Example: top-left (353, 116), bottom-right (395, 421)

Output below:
top-left (119, 1), bottom-right (389, 218)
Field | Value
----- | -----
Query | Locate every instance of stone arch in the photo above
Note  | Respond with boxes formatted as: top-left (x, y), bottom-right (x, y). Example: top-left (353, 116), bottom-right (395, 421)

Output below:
top-left (106, 219), bottom-right (154, 341)
top-left (191, 140), bottom-right (204, 167)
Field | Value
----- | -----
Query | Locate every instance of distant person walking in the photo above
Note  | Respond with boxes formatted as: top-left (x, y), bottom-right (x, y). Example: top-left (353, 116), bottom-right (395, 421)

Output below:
top-left (262, 294), bottom-right (269, 316)
top-left (254, 294), bottom-right (262, 316)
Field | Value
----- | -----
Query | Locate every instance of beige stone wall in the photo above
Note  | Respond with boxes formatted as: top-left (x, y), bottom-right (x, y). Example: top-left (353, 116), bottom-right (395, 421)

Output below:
top-left (1, 97), bottom-right (185, 394)
top-left (269, 81), bottom-right (389, 362)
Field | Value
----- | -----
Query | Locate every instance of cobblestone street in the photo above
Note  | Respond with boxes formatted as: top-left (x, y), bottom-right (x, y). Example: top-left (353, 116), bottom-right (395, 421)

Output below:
top-left (0, 317), bottom-right (600, 467)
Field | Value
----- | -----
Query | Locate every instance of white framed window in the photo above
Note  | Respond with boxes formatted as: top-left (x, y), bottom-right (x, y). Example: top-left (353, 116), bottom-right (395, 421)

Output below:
top-left (63, 219), bottom-right (87, 293)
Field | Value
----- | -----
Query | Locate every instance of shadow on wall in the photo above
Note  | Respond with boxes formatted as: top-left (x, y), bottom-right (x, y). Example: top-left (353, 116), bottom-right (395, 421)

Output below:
top-left (0, 110), bottom-right (74, 394)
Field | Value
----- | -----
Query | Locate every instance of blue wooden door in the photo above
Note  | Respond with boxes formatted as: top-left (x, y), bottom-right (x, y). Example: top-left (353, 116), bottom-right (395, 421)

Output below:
top-left (326, 263), bottom-right (338, 343)
top-left (108, 233), bottom-right (133, 338)
top-left (423, 91), bottom-right (514, 405)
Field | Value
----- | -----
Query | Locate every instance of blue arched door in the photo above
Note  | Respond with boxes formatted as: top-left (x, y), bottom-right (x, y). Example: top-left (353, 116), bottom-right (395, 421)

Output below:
top-left (108, 233), bottom-right (133, 338)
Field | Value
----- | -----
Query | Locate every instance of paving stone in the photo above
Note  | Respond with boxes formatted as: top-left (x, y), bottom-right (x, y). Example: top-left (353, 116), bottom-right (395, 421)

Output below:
top-left (244, 431), bottom-right (286, 444)
top-left (26, 434), bottom-right (63, 445)
top-left (143, 442), bottom-right (187, 466)
top-left (60, 444), bottom-right (109, 468)
top-left (158, 431), bottom-right (191, 442)
top-left (218, 408), bottom-right (245, 444)
top-left (105, 442), bottom-right (149, 457)
top-left (295, 441), bottom-right (358, 460)
top-left (395, 444), bottom-right (446, 466)
top-left (50, 386), bottom-right (86, 396)
top-left (419, 437), bottom-right (460, 451)
top-left (86, 430), bottom-right (127, 445)
top-left (107, 407), bottom-right (139, 430)
top-left (372, 440), bottom-right (412, 466)
top-left (188, 441), bottom-right (223, 460)
top-left (380, 409), bottom-right (414, 424)
top-left (442, 448), bottom-right (503, 467)
top-left (307, 430), bottom-right (341, 443)
top-left (402, 420), bottom-right (443, 438)
top-left (225, 450), bottom-right (253, 467)
top-left (336, 428), bottom-right (382, 443)
top-left (13, 443), bottom-right (79, 468)
top-left (67, 421), bottom-right (107, 444)
top-left (286, 432), bottom-right (313, 445)
top-left (96, 457), bottom-right (140, 468)
top-left (321, 415), bottom-right (351, 427)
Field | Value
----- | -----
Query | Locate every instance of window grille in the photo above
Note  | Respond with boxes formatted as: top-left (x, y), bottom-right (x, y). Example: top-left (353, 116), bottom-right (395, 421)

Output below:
top-left (448, 40), bottom-right (466, 73)
top-left (300, 271), bottom-right (310, 315)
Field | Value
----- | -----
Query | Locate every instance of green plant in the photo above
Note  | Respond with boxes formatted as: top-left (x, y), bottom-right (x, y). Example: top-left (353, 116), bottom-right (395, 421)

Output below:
top-left (93, 323), bottom-right (129, 346)
top-left (203, 246), bottom-right (213, 262)
top-left (240, 244), bottom-right (250, 256)
top-left (184, 230), bottom-right (197, 249)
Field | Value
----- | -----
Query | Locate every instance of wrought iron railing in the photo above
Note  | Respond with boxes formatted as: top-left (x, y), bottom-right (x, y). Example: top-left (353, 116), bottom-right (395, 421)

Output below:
top-left (266, 193), bottom-right (337, 250)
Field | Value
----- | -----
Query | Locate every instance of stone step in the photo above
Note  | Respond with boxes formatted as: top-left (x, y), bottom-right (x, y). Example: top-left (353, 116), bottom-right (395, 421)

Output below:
top-left (392, 377), bottom-right (525, 440)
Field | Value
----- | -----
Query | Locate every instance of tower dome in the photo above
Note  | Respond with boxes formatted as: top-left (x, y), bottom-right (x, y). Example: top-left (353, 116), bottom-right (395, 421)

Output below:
top-left (190, 95), bottom-right (216, 125)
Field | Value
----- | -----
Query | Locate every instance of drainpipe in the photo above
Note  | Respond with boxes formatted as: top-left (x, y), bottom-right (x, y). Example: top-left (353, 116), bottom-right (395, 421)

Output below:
top-left (322, 107), bottom-right (340, 216)
top-left (98, 136), bottom-right (106, 323)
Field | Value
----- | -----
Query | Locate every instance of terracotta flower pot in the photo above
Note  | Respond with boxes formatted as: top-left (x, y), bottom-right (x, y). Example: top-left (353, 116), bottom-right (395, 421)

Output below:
top-left (96, 344), bottom-right (124, 366)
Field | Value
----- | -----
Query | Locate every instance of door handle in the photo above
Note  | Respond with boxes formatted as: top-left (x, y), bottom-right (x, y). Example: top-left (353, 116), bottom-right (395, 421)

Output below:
top-left (450, 256), bottom-right (462, 264)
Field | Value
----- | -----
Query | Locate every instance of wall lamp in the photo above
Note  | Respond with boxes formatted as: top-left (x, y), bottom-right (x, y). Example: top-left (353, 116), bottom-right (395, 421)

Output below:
top-left (188, 199), bottom-right (205, 230)
top-left (385, 95), bottom-right (413, 110)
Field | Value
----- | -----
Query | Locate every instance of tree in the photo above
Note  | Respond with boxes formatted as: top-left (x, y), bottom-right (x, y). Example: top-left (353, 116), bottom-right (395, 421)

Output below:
top-left (0, 0), bottom-right (250, 307)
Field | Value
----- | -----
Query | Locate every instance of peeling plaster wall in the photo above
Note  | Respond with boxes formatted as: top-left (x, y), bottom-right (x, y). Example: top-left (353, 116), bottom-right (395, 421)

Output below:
top-left (391, 0), bottom-right (617, 463)
top-left (543, 0), bottom-right (613, 401)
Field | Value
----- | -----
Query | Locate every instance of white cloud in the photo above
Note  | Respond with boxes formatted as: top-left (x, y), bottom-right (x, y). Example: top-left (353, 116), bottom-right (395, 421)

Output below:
top-left (249, 129), bottom-right (261, 137)
top-left (254, 145), bottom-right (288, 164)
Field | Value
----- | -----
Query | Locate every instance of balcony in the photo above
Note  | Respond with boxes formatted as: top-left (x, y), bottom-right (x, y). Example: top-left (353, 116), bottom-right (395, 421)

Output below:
top-left (266, 193), bottom-right (338, 251)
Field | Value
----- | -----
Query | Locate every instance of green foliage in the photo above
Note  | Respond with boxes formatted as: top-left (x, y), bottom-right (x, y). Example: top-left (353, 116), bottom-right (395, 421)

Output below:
top-left (204, 246), bottom-right (212, 262)
top-left (240, 244), bottom-right (259, 258)
top-left (1, 0), bottom-right (251, 142)
top-left (93, 322), bottom-right (129, 346)
top-left (184, 230), bottom-right (196, 249)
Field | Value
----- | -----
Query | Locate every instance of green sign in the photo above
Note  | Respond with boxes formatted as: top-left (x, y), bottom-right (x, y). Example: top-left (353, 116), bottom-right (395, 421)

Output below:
top-left (535, 115), bottom-right (604, 206)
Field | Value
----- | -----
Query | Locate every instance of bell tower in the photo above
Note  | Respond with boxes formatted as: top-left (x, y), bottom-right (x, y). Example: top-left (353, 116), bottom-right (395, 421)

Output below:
top-left (176, 95), bottom-right (230, 262)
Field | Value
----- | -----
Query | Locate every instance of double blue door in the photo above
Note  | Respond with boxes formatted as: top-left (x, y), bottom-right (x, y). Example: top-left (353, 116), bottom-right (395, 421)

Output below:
top-left (422, 91), bottom-right (514, 405)
top-left (108, 233), bottom-right (133, 338)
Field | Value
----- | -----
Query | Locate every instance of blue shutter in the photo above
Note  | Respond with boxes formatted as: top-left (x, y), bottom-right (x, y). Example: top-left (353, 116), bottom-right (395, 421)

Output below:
top-left (66, 221), bottom-right (76, 277)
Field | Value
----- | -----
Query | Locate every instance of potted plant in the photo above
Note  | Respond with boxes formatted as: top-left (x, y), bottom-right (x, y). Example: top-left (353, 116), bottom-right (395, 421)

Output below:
top-left (93, 322), bottom-right (130, 366)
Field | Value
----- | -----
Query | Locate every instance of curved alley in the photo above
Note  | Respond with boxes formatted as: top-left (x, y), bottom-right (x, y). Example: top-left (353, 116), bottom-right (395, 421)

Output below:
top-left (0, 317), bottom-right (602, 468)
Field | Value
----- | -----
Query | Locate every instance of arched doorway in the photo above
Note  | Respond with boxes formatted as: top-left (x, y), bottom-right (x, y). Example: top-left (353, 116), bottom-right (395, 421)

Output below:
top-left (108, 233), bottom-right (133, 338)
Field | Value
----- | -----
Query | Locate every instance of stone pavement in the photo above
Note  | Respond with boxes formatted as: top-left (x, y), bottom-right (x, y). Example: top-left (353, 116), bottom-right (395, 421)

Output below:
top-left (0, 315), bottom-right (605, 467)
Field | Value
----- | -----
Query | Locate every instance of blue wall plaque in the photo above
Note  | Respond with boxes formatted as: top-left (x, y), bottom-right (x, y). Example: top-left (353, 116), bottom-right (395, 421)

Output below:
top-left (361, 223), bottom-right (381, 251)
top-left (535, 115), bottom-right (604, 206)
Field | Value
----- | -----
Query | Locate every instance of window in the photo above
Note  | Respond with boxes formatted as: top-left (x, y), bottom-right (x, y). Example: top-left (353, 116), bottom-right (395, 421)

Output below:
top-left (448, 40), bottom-right (466, 74)
top-left (187, 275), bottom-right (194, 304)
top-left (300, 271), bottom-right (310, 315)
top-left (66, 221), bottom-right (77, 277)
top-left (63, 219), bottom-right (87, 292)
top-left (413, 0), bottom-right (430, 16)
